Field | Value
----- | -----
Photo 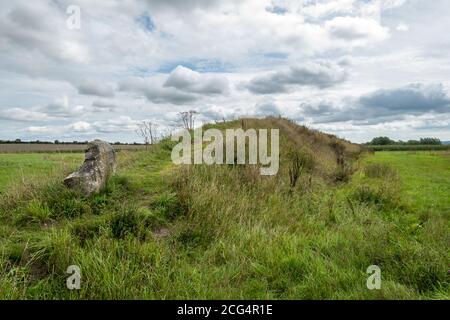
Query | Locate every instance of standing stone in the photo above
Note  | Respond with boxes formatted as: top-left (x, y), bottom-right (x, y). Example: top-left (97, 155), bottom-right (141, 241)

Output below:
top-left (64, 140), bottom-right (116, 196)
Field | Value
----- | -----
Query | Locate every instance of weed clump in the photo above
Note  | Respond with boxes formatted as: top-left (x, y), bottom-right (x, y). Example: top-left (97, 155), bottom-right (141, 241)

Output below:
top-left (364, 163), bottom-right (397, 179)
top-left (110, 207), bottom-right (141, 239)
top-left (287, 149), bottom-right (314, 189)
top-left (351, 183), bottom-right (401, 210)
top-left (18, 200), bottom-right (52, 225)
top-left (110, 206), bottom-right (166, 240)
top-left (71, 218), bottom-right (107, 244)
top-left (150, 191), bottom-right (185, 219)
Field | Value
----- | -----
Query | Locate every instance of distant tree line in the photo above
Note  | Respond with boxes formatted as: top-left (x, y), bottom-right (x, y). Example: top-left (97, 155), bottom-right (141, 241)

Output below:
top-left (366, 136), bottom-right (442, 146)
top-left (0, 139), bottom-right (143, 145)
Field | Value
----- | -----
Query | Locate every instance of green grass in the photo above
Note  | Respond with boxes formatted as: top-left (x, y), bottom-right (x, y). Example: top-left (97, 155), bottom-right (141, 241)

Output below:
top-left (363, 151), bottom-right (450, 216)
top-left (0, 153), bottom-right (83, 193)
top-left (0, 120), bottom-right (448, 300)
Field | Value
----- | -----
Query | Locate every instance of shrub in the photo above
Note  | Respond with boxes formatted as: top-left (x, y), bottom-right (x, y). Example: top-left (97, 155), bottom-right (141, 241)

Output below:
top-left (287, 150), bottom-right (315, 189)
top-left (159, 138), bottom-right (177, 151)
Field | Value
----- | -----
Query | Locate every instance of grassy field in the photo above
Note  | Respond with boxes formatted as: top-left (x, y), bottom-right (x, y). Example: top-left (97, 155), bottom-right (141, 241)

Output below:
top-left (0, 118), bottom-right (448, 299)
top-left (0, 144), bottom-right (147, 153)
top-left (363, 151), bottom-right (450, 217)
top-left (0, 153), bottom-right (83, 193)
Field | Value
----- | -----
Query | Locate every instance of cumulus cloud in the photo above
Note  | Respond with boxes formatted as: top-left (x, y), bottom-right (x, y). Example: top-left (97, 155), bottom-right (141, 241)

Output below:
top-left (0, 4), bottom-right (89, 64)
top-left (37, 96), bottom-right (86, 118)
top-left (360, 83), bottom-right (450, 112)
top-left (27, 126), bottom-right (53, 134)
top-left (302, 83), bottom-right (450, 124)
top-left (255, 99), bottom-right (282, 116)
top-left (245, 61), bottom-right (347, 94)
top-left (120, 65), bottom-right (229, 104)
top-left (91, 100), bottom-right (120, 112)
top-left (70, 121), bottom-right (92, 132)
top-left (301, 0), bottom-right (356, 20)
top-left (164, 66), bottom-right (229, 95)
top-left (325, 17), bottom-right (389, 42)
top-left (92, 116), bottom-right (139, 133)
top-left (120, 77), bottom-right (198, 105)
top-left (301, 101), bottom-right (336, 116)
top-left (0, 108), bottom-right (53, 122)
top-left (78, 81), bottom-right (115, 98)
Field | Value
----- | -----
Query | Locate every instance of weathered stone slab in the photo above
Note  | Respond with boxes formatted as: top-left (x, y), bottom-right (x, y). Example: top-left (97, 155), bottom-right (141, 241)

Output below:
top-left (64, 140), bottom-right (116, 196)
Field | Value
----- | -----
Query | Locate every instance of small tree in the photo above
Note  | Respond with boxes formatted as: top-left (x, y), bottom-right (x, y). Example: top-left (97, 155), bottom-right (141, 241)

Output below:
top-left (178, 110), bottom-right (198, 131)
top-left (136, 121), bottom-right (158, 149)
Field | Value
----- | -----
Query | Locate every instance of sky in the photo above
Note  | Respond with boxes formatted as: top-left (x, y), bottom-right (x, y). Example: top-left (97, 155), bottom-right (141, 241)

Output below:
top-left (1, 0), bottom-right (449, 143)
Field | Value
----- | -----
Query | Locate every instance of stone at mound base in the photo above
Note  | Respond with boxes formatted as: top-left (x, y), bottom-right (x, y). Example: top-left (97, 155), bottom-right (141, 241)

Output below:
top-left (64, 140), bottom-right (116, 196)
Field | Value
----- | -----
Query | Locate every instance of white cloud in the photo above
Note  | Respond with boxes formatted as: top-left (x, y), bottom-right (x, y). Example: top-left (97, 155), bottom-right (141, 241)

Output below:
top-left (1, 108), bottom-right (54, 122)
top-left (301, 83), bottom-right (450, 124)
top-left (255, 99), bottom-right (282, 116)
top-left (245, 61), bottom-right (347, 94)
top-left (78, 81), bottom-right (115, 97)
top-left (92, 116), bottom-right (139, 133)
top-left (120, 66), bottom-right (230, 104)
top-left (164, 66), bottom-right (229, 95)
top-left (325, 16), bottom-right (389, 42)
top-left (396, 23), bottom-right (409, 32)
top-left (27, 126), bottom-right (53, 133)
top-left (70, 121), bottom-right (91, 132)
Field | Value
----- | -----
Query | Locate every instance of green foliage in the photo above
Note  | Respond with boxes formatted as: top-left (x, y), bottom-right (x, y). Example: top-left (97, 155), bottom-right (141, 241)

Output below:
top-left (367, 137), bottom-right (442, 146)
top-left (368, 136), bottom-right (395, 145)
top-left (367, 144), bottom-right (449, 151)
top-left (419, 138), bottom-right (441, 145)
top-left (23, 200), bottom-right (52, 224)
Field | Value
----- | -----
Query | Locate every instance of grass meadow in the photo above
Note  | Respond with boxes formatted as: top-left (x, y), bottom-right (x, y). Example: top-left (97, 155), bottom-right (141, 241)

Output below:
top-left (0, 153), bottom-right (83, 193)
top-left (0, 118), bottom-right (448, 299)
